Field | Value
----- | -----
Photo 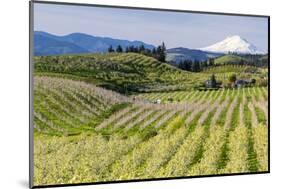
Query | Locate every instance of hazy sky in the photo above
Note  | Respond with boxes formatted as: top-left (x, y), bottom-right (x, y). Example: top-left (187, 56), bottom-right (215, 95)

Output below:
top-left (34, 3), bottom-right (268, 51)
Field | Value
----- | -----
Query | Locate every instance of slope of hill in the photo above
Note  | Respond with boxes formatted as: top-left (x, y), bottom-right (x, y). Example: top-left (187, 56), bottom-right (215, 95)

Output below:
top-left (34, 53), bottom-right (197, 93)
top-left (34, 76), bottom-right (130, 135)
top-left (34, 31), bottom-right (155, 55)
top-left (166, 47), bottom-right (222, 63)
top-left (213, 54), bottom-right (269, 68)
top-left (214, 54), bottom-right (248, 65)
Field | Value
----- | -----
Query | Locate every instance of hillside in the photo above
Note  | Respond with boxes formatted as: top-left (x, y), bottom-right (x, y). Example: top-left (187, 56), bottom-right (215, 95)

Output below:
top-left (34, 53), bottom-right (198, 93)
top-left (34, 76), bottom-right (130, 136)
top-left (214, 54), bottom-right (269, 67)
top-left (214, 54), bottom-right (248, 65)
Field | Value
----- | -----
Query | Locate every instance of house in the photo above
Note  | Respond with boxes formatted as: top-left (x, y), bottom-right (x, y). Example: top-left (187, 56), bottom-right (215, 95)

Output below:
top-left (205, 74), bottom-right (218, 88)
top-left (205, 80), bottom-right (214, 88)
top-left (156, 99), bottom-right (161, 104)
top-left (235, 79), bottom-right (250, 88)
top-left (153, 99), bottom-right (161, 104)
top-left (205, 79), bottom-right (217, 88)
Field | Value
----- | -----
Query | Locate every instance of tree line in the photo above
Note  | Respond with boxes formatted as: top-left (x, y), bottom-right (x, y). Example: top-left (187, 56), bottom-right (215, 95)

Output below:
top-left (178, 54), bottom-right (268, 72)
top-left (178, 58), bottom-right (215, 72)
top-left (108, 42), bottom-right (166, 62)
top-left (227, 52), bottom-right (268, 67)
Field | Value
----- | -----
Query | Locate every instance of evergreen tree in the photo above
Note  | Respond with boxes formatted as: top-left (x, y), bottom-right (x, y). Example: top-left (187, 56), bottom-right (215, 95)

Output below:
top-left (178, 60), bottom-right (184, 70)
top-left (152, 48), bottom-right (156, 55)
top-left (158, 42), bottom-right (166, 62)
top-left (133, 46), bottom-right (139, 53)
top-left (116, 45), bottom-right (123, 53)
top-left (208, 58), bottom-right (214, 66)
top-left (202, 60), bottom-right (208, 69)
top-left (161, 42), bottom-right (166, 52)
top-left (108, 45), bottom-right (114, 53)
top-left (210, 74), bottom-right (217, 88)
top-left (145, 49), bottom-right (151, 55)
top-left (139, 44), bottom-right (145, 53)
top-left (191, 60), bottom-right (200, 72)
top-left (187, 61), bottom-right (191, 71)
top-left (156, 46), bottom-right (162, 54)
top-left (179, 60), bottom-right (192, 71)
top-left (129, 45), bottom-right (134, 52)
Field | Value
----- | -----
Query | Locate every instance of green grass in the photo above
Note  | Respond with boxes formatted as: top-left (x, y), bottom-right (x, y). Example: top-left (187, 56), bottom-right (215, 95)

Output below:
top-left (214, 54), bottom-right (247, 65)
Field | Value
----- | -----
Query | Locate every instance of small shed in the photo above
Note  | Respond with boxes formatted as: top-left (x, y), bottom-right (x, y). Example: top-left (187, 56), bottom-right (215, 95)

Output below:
top-left (156, 99), bottom-right (161, 104)
top-left (235, 79), bottom-right (250, 88)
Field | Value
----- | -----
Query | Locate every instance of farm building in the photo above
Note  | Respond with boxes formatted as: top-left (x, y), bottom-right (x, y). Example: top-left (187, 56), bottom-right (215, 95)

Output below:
top-left (234, 79), bottom-right (252, 88)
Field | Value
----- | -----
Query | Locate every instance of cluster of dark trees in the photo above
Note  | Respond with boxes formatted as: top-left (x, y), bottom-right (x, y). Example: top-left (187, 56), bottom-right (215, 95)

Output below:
top-left (226, 52), bottom-right (268, 67)
top-left (239, 56), bottom-right (268, 67)
top-left (219, 58), bottom-right (268, 67)
top-left (178, 54), bottom-right (268, 72)
top-left (178, 58), bottom-right (215, 72)
top-left (108, 42), bottom-right (166, 62)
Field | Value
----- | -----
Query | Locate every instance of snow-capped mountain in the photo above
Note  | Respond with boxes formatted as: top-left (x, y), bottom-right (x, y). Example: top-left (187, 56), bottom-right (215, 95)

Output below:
top-left (199, 35), bottom-right (265, 54)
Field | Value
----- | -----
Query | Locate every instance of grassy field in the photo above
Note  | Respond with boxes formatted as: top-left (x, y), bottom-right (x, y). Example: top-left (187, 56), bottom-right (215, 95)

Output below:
top-left (33, 52), bottom-right (268, 186)
top-left (214, 55), bottom-right (247, 65)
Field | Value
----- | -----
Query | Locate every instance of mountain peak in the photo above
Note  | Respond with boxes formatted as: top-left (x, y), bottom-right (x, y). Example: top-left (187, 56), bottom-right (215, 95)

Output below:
top-left (223, 35), bottom-right (249, 44)
top-left (226, 35), bottom-right (244, 40)
top-left (199, 35), bottom-right (265, 54)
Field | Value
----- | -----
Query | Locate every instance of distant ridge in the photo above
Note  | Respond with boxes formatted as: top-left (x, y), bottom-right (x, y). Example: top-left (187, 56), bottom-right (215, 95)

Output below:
top-left (166, 47), bottom-right (222, 63)
top-left (34, 31), bottom-right (155, 56)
